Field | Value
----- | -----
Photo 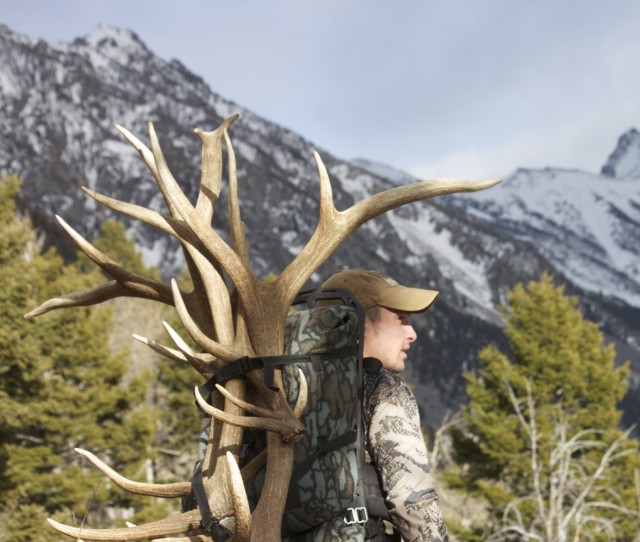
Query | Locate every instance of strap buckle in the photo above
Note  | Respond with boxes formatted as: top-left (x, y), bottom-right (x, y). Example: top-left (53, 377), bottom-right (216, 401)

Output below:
top-left (344, 506), bottom-right (369, 525)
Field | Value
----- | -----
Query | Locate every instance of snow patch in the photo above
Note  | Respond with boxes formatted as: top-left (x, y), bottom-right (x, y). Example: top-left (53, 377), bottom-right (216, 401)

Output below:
top-left (387, 210), bottom-right (495, 315)
top-left (455, 168), bottom-right (640, 307)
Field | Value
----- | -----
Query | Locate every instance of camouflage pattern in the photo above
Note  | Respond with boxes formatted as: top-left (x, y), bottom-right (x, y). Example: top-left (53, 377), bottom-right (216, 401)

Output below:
top-left (244, 305), bottom-right (367, 541)
top-left (363, 370), bottom-right (450, 542)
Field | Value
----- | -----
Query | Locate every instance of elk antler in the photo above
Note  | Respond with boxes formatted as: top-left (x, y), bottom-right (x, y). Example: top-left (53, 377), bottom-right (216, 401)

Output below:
top-left (73, 448), bottom-right (192, 498)
top-left (28, 115), bottom-right (499, 541)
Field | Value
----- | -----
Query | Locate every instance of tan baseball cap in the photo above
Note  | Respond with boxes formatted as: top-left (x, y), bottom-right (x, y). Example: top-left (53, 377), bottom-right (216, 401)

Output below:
top-left (321, 270), bottom-right (438, 313)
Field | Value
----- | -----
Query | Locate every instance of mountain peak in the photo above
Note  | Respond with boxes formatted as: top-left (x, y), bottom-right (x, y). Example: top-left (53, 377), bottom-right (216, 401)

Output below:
top-left (71, 24), bottom-right (151, 64)
top-left (601, 128), bottom-right (640, 179)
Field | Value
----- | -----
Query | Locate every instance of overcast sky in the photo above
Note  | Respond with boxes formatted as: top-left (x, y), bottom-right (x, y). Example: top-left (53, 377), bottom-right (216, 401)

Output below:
top-left (2, 0), bottom-right (639, 180)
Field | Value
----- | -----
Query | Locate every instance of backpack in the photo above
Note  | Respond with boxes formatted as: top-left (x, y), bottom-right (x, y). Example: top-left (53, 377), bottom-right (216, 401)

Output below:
top-left (189, 288), bottom-right (389, 541)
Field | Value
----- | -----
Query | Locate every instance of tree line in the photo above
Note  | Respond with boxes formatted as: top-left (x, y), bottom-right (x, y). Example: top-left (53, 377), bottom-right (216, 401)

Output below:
top-left (0, 174), bottom-right (638, 541)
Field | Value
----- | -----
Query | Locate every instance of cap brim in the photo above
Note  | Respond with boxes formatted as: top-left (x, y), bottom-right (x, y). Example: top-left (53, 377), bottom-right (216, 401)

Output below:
top-left (378, 286), bottom-right (439, 313)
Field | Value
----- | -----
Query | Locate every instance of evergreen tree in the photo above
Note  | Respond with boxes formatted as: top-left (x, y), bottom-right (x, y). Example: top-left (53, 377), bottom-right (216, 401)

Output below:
top-left (0, 175), bottom-right (159, 540)
top-left (456, 274), bottom-right (639, 540)
top-left (88, 217), bottom-right (203, 480)
top-left (153, 267), bottom-right (204, 479)
top-left (81, 216), bottom-right (203, 483)
top-left (77, 215), bottom-right (199, 507)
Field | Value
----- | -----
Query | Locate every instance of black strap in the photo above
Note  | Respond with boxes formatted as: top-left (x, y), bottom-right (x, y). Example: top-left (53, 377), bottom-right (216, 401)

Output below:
top-left (191, 466), bottom-right (232, 541)
top-left (364, 463), bottom-right (390, 519)
top-left (197, 286), bottom-right (363, 397)
top-left (197, 343), bottom-right (358, 404)
top-left (292, 287), bottom-right (358, 308)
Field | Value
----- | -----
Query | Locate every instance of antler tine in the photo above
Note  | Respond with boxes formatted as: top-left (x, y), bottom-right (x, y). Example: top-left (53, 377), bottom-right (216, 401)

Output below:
top-left (193, 115), bottom-right (239, 222)
top-left (278, 152), bottom-right (502, 304)
top-left (347, 176), bottom-right (501, 221)
top-left (161, 320), bottom-right (198, 356)
top-left (74, 448), bottom-right (191, 498)
top-left (214, 383), bottom-right (278, 418)
top-left (148, 122), bottom-right (261, 326)
top-left (25, 281), bottom-right (142, 318)
top-left (219, 368), bottom-right (308, 417)
top-left (81, 187), bottom-right (205, 249)
top-left (116, 124), bottom-right (180, 218)
top-left (194, 386), bottom-right (305, 443)
top-left (170, 279), bottom-right (242, 361)
top-left (132, 333), bottom-right (218, 377)
top-left (293, 367), bottom-right (308, 418)
top-left (55, 215), bottom-right (177, 301)
top-left (186, 249), bottom-right (236, 344)
top-left (226, 451), bottom-right (251, 541)
top-left (47, 509), bottom-right (222, 541)
top-left (224, 130), bottom-right (250, 266)
top-left (316, 150), bottom-right (336, 218)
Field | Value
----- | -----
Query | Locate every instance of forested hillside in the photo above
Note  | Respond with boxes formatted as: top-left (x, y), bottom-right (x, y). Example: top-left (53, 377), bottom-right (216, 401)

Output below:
top-left (0, 175), bottom-right (199, 539)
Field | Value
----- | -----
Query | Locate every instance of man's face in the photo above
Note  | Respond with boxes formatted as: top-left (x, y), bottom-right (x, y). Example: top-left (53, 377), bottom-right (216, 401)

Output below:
top-left (363, 307), bottom-right (417, 373)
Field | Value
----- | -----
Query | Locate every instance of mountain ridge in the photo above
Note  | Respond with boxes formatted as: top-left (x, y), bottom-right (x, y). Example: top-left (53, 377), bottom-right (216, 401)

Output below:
top-left (1, 23), bottom-right (638, 431)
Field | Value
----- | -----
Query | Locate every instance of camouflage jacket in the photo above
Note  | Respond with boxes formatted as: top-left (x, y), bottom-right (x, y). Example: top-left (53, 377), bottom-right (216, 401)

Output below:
top-left (363, 369), bottom-right (450, 542)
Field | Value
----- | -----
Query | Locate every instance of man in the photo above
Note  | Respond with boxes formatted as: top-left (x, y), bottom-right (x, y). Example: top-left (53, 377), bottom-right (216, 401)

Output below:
top-left (322, 269), bottom-right (450, 542)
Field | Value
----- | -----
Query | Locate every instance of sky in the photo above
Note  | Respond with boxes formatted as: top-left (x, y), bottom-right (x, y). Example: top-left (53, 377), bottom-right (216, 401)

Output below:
top-left (2, 0), bottom-right (639, 180)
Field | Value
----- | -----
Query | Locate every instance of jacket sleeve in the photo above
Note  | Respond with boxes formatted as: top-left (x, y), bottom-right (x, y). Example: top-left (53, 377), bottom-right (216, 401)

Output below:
top-left (367, 373), bottom-right (450, 542)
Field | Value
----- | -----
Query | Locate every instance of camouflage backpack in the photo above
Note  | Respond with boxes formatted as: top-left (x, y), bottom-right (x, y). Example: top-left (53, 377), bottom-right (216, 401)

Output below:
top-left (191, 288), bottom-right (387, 541)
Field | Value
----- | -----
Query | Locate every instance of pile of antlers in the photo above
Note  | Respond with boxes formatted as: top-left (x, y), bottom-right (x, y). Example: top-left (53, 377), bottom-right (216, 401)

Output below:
top-left (26, 115), bottom-right (499, 541)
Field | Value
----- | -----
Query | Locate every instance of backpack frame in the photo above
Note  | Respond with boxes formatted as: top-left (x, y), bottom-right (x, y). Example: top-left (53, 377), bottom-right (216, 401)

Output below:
top-left (190, 288), bottom-right (386, 541)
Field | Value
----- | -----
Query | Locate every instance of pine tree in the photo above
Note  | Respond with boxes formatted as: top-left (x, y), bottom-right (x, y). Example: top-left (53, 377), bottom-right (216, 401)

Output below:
top-left (88, 218), bottom-right (203, 480)
top-left (0, 175), bottom-right (159, 540)
top-left (456, 274), bottom-right (639, 540)
top-left (153, 266), bottom-right (204, 479)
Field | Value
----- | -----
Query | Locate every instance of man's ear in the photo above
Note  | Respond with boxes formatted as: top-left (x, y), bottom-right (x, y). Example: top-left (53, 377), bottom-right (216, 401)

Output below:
top-left (363, 316), bottom-right (375, 336)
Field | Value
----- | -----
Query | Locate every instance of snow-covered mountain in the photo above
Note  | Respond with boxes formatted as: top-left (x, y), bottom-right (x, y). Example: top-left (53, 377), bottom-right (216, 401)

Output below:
top-left (357, 133), bottom-right (640, 314)
top-left (452, 166), bottom-right (640, 309)
top-left (1, 24), bottom-right (638, 431)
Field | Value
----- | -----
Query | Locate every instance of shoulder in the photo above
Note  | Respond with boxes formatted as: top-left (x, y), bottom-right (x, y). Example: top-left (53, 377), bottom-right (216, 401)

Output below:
top-left (372, 370), bottom-right (409, 393)
top-left (364, 369), bottom-right (419, 421)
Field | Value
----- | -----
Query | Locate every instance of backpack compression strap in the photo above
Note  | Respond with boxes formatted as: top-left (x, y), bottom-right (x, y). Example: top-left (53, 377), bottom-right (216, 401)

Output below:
top-left (190, 465), bottom-right (232, 541)
top-left (197, 343), bottom-right (357, 400)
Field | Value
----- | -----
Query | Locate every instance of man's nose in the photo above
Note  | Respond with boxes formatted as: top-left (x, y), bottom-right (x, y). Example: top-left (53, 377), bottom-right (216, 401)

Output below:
top-left (404, 324), bottom-right (417, 342)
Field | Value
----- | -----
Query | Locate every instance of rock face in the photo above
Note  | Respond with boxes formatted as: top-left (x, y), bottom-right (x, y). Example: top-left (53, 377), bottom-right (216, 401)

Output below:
top-left (601, 128), bottom-right (640, 179)
top-left (1, 24), bottom-right (638, 430)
